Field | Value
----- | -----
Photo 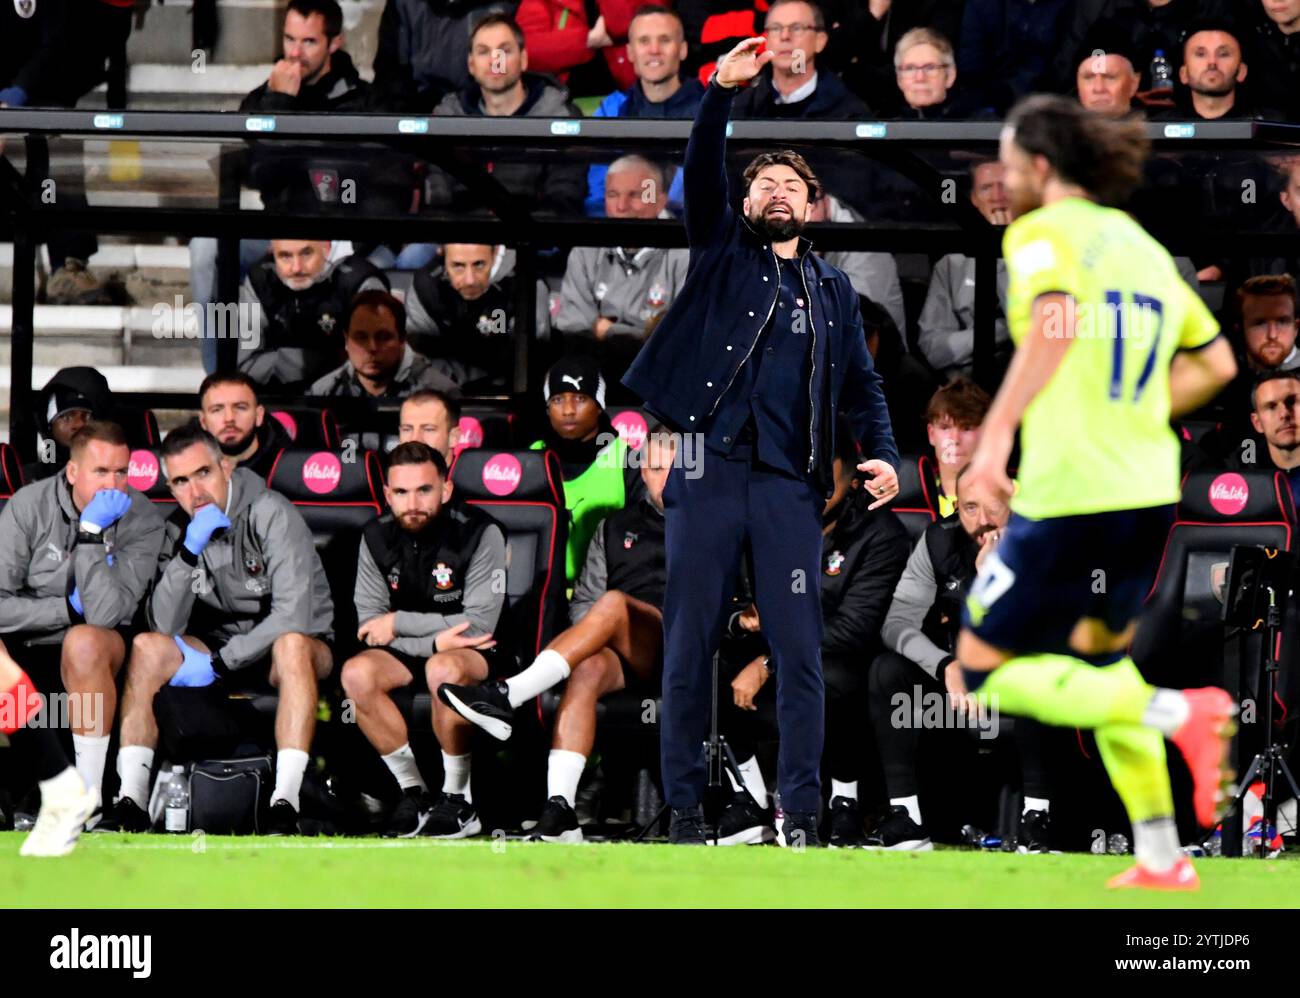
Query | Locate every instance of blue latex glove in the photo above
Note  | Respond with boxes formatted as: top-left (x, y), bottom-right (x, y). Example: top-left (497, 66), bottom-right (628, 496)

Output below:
top-left (183, 503), bottom-right (231, 556)
top-left (169, 636), bottom-right (217, 688)
top-left (69, 586), bottom-right (83, 616)
top-left (0, 86), bottom-right (29, 107)
top-left (80, 489), bottom-right (132, 532)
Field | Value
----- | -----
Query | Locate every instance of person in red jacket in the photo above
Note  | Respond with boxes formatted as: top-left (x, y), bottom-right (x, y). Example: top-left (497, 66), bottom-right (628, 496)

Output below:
top-left (516, 0), bottom-right (642, 93)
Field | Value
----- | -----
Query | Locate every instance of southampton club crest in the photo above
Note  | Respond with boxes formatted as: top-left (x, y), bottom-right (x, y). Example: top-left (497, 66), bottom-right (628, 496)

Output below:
top-left (433, 563), bottom-right (455, 591)
top-left (825, 550), bottom-right (845, 576)
top-left (14, 0), bottom-right (35, 19)
top-left (623, 530), bottom-right (638, 550)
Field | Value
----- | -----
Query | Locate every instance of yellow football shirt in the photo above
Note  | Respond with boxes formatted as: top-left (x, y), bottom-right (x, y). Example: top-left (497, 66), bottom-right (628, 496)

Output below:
top-left (1003, 197), bottom-right (1219, 518)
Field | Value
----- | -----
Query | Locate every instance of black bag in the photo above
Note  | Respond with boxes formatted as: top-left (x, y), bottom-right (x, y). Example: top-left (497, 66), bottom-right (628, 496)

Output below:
top-left (189, 756), bottom-right (274, 835)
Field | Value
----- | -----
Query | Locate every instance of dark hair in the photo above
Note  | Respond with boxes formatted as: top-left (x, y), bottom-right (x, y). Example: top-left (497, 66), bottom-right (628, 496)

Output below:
top-left (1182, 17), bottom-right (1244, 57)
top-left (1236, 273), bottom-right (1298, 323)
top-left (348, 288), bottom-right (406, 340)
top-left (287, 0), bottom-right (343, 38)
top-left (1251, 368), bottom-right (1300, 410)
top-left (925, 376), bottom-right (992, 429)
top-left (743, 149), bottom-right (822, 202)
top-left (387, 440), bottom-right (449, 479)
top-left (199, 371), bottom-right (261, 407)
top-left (69, 420), bottom-right (128, 457)
top-left (471, 11), bottom-right (526, 49)
top-left (1005, 93), bottom-right (1150, 208)
top-left (766, 0), bottom-right (825, 31)
top-left (402, 389), bottom-right (462, 425)
top-left (629, 3), bottom-right (683, 33)
top-left (159, 422), bottom-right (223, 471)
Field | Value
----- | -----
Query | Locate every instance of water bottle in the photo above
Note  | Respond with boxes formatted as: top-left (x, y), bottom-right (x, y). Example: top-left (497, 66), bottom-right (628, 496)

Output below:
top-left (164, 765), bottom-right (189, 833)
top-left (1149, 50), bottom-right (1173, 92)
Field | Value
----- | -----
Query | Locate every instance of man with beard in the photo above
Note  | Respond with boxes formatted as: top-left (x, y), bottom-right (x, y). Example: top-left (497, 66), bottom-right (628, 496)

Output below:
top-left (238, 239), bottom-right (389, 389)
top-left (341, 442), bottom-right (509, 838)
top-left (1153, 20), bottom-right (1277, 120)
top-left (197, 372), bottom-right (293, 482)
top-left (1241, 371), bottom-right (1300, 505)
top-left (622, 37), bottom-right (900, 847)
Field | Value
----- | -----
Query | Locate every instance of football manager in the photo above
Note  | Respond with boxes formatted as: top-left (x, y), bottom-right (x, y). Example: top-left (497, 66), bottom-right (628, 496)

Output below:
top-left (622, 35), bottom-right (901, 847)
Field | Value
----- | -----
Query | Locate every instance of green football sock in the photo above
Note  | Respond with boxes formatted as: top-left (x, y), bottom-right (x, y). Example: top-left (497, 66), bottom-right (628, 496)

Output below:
top-left (974, 654), bottom-right (1153, 730)
top-left (1094, 723), bottom-right (1174, 825)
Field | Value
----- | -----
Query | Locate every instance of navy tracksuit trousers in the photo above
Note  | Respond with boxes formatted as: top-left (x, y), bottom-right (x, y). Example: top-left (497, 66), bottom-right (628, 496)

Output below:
top-left (659, 442), bottom-right (826, 814)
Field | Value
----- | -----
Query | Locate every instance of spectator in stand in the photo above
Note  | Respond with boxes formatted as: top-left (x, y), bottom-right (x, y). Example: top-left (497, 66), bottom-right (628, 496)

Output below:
top-left (559, 157), bottom-right (690, 384)
top-left (374, 0), bottom-right (514, 111)
top-left (1244, 0), bottom-right (1300, 121)
top-left (309, 290), bottom-right (464, 398)
top-left (197, 372), bottom-right (293, 482)
top-left (832, 0), bottom-right (964, 116)
top-left (1071, 23), bottom-right (1142, 118)
top-left (678, 0), bottom-right (765, 85)
top-left (193, 0), bottom-right (394, 373)
top-left (426, 13), bottom-right (586, 215)
top-left (237, 239), bottom-right (389, 389)
top-left (1051, 0), bottom-right (1231, 94)
top-left (516, 0), bottom-right (640, 94)
top-left (890, 28), bottom-right (994, 119)
top-left (957, 0), bottom-right (1070, 113)
top-left (585, 5), bottom-right (705, 217)
top-left (730, 0), bottom-right (867, 119)
top-left (1191, 274), bottom-right (1300, 464)
top-left (918, 159), bottom-right (1012, 382)
top-left (923, 377), bottom-right (990, 518)
top-left (808, 191), bottom-right (907, 336)
top-left (28, 367), bottom-right (115, 482)
top-left (405, 244), bottom-right (552, 392)
top-left (1155, 19), bottom-right (1279, 120)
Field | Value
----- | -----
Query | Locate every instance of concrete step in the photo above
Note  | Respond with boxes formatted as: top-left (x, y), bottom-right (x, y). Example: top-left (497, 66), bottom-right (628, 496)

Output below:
top-left (0, 304), bottom-right (206, 367)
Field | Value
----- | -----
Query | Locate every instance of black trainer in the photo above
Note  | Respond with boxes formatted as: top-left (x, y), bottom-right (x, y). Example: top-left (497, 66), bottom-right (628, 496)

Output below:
top-left (778, 810), bottom-right (821, 848)
top-left (266, 800), bottom-right (299, 836)
top-left (422, 792), bottom-right (482, 838)
top-left (437, 680), bottom-right (514, 741)
top-left (668, 804), bottom-right (707, 845)
top-left (714, 791), bottom-right (774, 845)
top-left (828, 795), bottom-right (866, 848)
top-left (1018, 809), bottom-right (1055, 854)
top-left (532, 795), bottom-right (583, 843)
top-left (383, 787), bottom-right (434, 838)
top-left (863, 805), bottom-right (932, 851)
top-left (91, 795), bottom-right (151, 833)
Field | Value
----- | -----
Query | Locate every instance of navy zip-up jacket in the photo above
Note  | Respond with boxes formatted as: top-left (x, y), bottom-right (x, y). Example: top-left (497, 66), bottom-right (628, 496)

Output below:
top-left (621, 79), bottom-right (899, 497)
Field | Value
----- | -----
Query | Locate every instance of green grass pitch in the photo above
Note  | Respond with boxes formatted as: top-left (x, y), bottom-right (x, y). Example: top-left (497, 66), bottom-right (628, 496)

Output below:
top-left (5, 832), bottom-right (1300, 907)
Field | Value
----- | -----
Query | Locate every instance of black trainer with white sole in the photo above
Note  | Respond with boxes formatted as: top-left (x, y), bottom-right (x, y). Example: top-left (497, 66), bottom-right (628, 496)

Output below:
top-left (422, 792), bottom-right (482, 838)
top-left (266, 800), bottom-right (300, 836)
top-left (778, 810), bottom-right (821, 848)
top-left (714, 792), bottom-right (774, 845)
top-left (383, 787), bottom-right (435, 838)
top-left (532, 795), bottom-right (583, 843)
top-left (828, 795), bottom-right (866, 848)
top-left (437, 680), bottom-right (514, 741)
top-left (1018, 808), bottom-right (1056, 853)
top-left (91, 795), bottom-right (151, 833)
top-left (863, 805), bottom-right (933, 851)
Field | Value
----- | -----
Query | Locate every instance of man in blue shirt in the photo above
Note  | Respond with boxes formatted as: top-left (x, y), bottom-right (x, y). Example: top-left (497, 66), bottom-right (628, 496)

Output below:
top-left (623, 36), bottom-right (900, 847)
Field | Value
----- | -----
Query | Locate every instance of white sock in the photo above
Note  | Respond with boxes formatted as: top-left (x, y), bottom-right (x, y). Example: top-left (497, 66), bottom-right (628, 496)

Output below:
top-left (831, 779), bottom-right (858, 802)
top-left (72, 733), bottom-right (110, 800)
top-left (272, 748), bottom-right (310, 811)
top-left (892, 795), bottom-right (922, 825)
top-left (1142, 689), bottom-right (1190, 737)
top-left (381, 743), bottom-right (426, 792)
top-left (442, 751), bottom-right (472, 803)
top-left (40, 765), bottom-right (85, 801)
top-left (547, 749), bottom-right (586, 807)
top-left (1023, 796), bottom-right (1051, 815)
top-left (1133, 816), bottom-right (1181, 873)
top-left (504, 649), bottom-right (571, 707)
top-left (116, 745), bottom-right (154, 805)
top-left (737, 756), bottom-right (768, 809)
